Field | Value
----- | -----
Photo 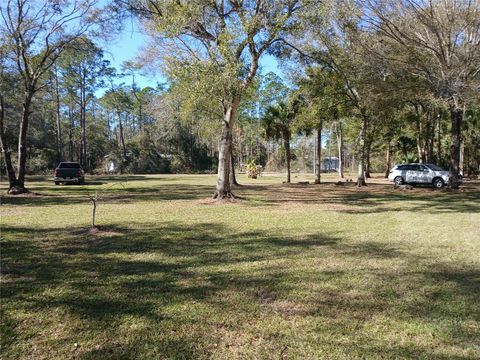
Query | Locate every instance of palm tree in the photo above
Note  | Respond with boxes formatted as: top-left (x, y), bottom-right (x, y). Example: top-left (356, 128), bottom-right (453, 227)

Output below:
top-left (261, 100), bottom-right (299, 183)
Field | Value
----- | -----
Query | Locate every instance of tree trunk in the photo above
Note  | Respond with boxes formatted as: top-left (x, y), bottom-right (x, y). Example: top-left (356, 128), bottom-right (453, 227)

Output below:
top-left (106, 112), bottom-right (111, 140)
top-left (138, 102), bottom-right (143, 132)
top-left (336, 121), bottom-right (344, 179)
top-left (54, 66), bottom-right (63, 163)
top-left (68, 106), bottom-right (74, 161)
top-left (436, 114), bottom-right (442, 165)
top-left (365, 140), bottom-right (371, 178)
top-left (415, 115), bottom-right (425, 163)
top-left (0, 94), bottom-right (22, 191)
top-left (315, 123), bottom-right (322, 184)
top-left (266, 143), bottom-right (271, 170)
top-left (356, 116), bottom-right (367, 187)
top-left (15, 91), bottom-right (34, 192)
top-left (82, 107), bottom-right (87, 170)
top-left (427, 116), bottom-right (434, 163)
top-left (238, 141), bottom-right (242, 169)
top-left (215, 122), bottom-right (233, 198)
top-left (448, 105), bottom-right (462, 188)
top-left (79, 90), bottom-right (84, 167)
top-left (384, 140), bottom-right (391, 178)
top-left (80, 77), bottom-right (88, 171)
top-left (459, 139), bottom-right (464, 177)
top-left (214, 98), bottom-right (239, 199)
top-left (117, 112), bottom-right (127, 161)
top-left (230, 149), bottom-right (239, 186)
top-left (401, 141), bottom-right (408, 159)
top-left (284, 133), bottom-right (291, 183)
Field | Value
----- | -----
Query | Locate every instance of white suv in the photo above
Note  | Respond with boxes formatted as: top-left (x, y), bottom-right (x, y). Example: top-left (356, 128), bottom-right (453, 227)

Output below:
top-left (388, 163), bottom-right (456, 188)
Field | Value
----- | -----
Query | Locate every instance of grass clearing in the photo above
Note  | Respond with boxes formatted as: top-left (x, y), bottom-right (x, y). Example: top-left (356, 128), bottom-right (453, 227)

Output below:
top-left (1, 174), bottom-right (479, 359)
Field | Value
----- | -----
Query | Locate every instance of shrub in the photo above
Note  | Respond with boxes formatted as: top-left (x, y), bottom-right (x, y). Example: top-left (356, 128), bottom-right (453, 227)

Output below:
top-left (246, 160), bottom-right (260, 179)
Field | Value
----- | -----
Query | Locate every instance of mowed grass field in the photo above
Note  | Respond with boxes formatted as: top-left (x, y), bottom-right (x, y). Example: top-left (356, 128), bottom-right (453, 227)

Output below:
top-left (1, 173), bottom-right (479, 359)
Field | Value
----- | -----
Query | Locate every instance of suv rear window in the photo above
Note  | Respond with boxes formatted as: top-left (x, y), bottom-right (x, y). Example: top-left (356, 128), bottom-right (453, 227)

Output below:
top-left (426, 164), bottom-right (444, 171)
top-left (59, 163), bottom-right (80, 169)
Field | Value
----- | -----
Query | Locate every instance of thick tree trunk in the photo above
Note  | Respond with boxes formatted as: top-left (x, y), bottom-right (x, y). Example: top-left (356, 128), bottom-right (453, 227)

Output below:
top-left (315, 123), bottom-right (322, 184)
top-left (384, 140), bottom-right (391, 178)
top-left (448, 105), bottom-right (462, 188)
top-left (356, 116), bottom-right (367, 187)
top-left (336, 121), bottom-right (344, 179)
top-left (0, 94), bottom-right (21, 191)
top-left (284, 133), bottom-right (291, 183)
top-left (215, 123), bottom-right (233, 198)
top-left (214, 98), bottom-right (239, 199)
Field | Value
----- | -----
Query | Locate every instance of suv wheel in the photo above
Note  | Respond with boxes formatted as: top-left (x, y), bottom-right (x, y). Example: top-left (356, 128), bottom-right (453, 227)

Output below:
top-left (432, 178), bottom-right (444, 189)
top-left (394, 176), bottom-right (404, 186)
top-left (54, 181), bottom-right (60, 185)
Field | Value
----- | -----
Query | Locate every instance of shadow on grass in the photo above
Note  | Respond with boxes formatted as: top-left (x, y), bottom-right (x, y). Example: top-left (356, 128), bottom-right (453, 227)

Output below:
top-left (242, 181), bottom-right (480, 214)
top-left (0, 184), bottom-right (215, 207)
top-left (2, 179), bottom-right (479, 215)
top-left (1, 221), bottom-right (479, 359)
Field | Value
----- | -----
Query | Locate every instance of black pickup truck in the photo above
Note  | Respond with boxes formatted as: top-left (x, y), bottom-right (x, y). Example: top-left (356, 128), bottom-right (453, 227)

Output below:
top-left (54, 162), bottom-right (85, 185)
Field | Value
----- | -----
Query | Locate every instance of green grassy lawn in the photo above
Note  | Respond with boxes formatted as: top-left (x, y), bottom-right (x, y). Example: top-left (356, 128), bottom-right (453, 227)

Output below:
top-left (1, 173), bottom-right (479, 359)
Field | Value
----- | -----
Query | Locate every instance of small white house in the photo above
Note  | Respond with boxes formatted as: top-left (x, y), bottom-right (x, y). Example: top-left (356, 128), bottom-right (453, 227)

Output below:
top-left (104, 155), bottom-right (116, 174)
top-left (107, 161), bottom-right (115, 173)
top-left (321, 157), bottom-right (339, 171)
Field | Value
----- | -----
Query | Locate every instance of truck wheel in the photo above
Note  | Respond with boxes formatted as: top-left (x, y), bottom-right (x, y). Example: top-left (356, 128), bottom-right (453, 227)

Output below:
top-left (54, 181), bottom-right (60, 185)
top-left (394, 176), bottom-right (404, 186)
top-left (432, 177), bottom-right (444, 189)
top-left (79, 178), bottom-right (85, 185)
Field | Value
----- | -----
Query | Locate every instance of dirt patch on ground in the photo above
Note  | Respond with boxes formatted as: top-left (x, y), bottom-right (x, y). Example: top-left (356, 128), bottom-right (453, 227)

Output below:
top-left (198, 197), bottom-right (243, 205)
top-left (2, 191), bottom-right (40, 198)
top-left (71, 226), bottom-right (122, 238)
top-left (270, 299), bottom-right (308, 316)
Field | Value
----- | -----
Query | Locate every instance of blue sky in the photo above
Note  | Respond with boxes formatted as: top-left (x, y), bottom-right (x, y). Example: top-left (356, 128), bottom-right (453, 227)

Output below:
top-left (101, 23), bottom-right (283, 92)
